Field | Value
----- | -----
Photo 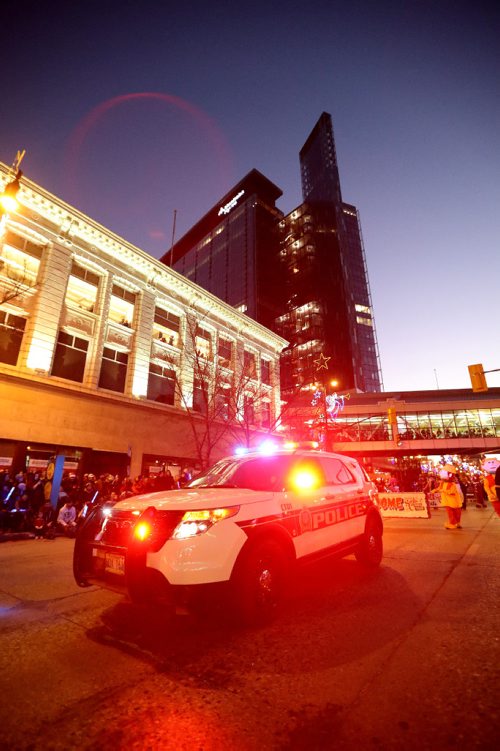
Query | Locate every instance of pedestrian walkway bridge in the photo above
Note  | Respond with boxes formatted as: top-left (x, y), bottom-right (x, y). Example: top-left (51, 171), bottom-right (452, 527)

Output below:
top-left (326, 387), bottom-right (500, 459)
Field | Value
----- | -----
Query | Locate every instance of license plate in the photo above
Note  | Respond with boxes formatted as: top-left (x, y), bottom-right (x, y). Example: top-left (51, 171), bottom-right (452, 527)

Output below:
top-left (105, 553), bottom-right (125, 575)
top-left (93, 549), bottom-right (125, 575)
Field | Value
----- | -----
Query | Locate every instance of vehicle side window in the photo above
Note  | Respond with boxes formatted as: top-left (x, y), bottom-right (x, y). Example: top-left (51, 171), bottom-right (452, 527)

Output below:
top-left (319, 457), bottom-right (356, 485)
top-left (232, 456), bottom-right (292, 491)
top-left (285, 459), bottom-right (327, 491)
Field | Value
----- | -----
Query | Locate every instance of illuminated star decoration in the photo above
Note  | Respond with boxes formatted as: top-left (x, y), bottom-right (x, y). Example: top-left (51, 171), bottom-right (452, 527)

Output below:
top-left (313, 352), bottom-right (331, 371)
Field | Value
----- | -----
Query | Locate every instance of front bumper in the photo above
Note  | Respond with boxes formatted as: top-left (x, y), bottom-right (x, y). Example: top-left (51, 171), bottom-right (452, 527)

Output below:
top-left (73, 503), bottom-right (246, 605)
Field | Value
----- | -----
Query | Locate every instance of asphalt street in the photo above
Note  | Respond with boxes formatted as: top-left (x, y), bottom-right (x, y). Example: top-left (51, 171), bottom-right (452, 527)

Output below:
top-left (0, 506), bottom-right (499, 750)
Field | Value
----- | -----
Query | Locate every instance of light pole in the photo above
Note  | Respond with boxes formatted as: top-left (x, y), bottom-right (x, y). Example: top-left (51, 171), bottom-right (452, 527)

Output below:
top-left (1, 150), bottom-right (25, 229)
top-left (0, 169), bottom-right (23, 214)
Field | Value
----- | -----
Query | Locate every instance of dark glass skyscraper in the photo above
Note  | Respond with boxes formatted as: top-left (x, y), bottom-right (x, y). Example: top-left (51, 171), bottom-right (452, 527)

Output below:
top-left (161, 170), bottom-right (283, 332)
top-left (277, 113), bottom-right (382, 395)
top-left (162, 114), bottom-right (382, 396)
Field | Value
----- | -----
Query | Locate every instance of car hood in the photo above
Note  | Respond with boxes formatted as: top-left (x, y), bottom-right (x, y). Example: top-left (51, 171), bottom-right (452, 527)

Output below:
top-left (114, 487), bottom-right (271, 512)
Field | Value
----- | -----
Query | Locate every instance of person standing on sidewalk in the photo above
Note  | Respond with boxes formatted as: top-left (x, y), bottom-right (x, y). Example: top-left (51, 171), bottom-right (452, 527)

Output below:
top-left (493, 461), bottom-right (500, 518)
top-left (482, 457), bottom-right (500, 518)
top-left (435, 465), bottom-right (463, 529)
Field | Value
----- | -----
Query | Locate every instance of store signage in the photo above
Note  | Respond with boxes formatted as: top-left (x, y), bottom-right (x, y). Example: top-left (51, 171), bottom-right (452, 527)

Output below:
top-left (218, 190), bottom-right (245, 216)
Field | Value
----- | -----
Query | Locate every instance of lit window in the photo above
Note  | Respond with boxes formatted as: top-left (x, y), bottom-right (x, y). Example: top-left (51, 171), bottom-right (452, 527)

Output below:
top-left (1, 239), bottom-right (40, 287)
top-left (195, 327), bottom-right (211, 360)
top-left (355, 304), bottom-right (371, 315)
top-left (109, 285), bottom-right (135, 327)
top-left (65, 264), bottom-right (99, 313)
top-left (153, 308), bottom-right (180, 347)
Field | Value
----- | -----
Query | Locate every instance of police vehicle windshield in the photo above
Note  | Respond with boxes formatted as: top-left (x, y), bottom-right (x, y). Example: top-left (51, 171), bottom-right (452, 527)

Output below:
top-left (189, 455), bottom-right (311, 492)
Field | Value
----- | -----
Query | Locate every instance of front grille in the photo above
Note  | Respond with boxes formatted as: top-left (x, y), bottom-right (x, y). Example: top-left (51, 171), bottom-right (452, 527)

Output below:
top-left (98, 509), bottom-right (137, 547)
top-left (96, 508), bottom-right (184, 550)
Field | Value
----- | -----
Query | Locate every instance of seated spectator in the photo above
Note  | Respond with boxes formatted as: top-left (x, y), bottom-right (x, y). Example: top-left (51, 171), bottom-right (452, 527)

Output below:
top-left (33, 512), bottom-right (46, 539)
top-left (36, 499), bottom-right (56, 539)
top-left (57, 499), bottom-right (77, 537)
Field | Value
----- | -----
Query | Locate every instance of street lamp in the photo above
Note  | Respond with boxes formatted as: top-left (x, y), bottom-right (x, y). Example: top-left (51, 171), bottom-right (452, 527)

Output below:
top-left (0, 169), bottom-right (23, 214)
top-left (1, 150), bottom-right (26, 224)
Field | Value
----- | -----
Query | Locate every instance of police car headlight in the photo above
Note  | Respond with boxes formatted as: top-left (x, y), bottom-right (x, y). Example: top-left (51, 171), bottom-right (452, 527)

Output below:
top-left (172, 507), bottom-right (240, 540)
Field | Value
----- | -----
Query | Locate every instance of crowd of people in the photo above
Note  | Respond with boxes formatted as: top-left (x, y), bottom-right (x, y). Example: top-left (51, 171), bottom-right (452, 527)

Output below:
top-left (2, 457), bottom-right (499, 539)
top-left (372, 467), bottom-right (486, 505)
top-left (0, 466), bottom-right (193, 539)
top-left (371, 459), bottom-right (500, 529)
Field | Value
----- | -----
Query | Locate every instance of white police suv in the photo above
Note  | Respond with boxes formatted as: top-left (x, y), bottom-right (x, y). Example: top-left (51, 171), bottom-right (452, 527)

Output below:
top-left (74, 448), bottom-right (382, 624)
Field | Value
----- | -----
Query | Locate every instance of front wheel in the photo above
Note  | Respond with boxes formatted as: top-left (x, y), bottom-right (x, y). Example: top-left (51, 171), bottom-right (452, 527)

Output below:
top-left (355, 518), bottom-right (383, 567)
top-left (232, 539), bottom-right (288, 626)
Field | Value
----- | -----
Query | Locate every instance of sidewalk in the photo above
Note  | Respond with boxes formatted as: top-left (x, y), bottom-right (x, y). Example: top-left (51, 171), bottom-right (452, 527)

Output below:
top-left (0, 530), bottom-right (37, 542)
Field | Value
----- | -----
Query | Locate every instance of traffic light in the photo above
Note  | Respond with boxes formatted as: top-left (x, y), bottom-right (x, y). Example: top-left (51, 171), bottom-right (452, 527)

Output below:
top-left (468, 363), bottom-right (488, 392)
top-left (387, 407), bottom-right (397, 425)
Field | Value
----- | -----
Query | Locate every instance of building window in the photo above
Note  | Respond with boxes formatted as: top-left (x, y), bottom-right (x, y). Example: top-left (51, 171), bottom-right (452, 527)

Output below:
top-left (109, 285), bottom-right (135, 327)
top-left (218, 337), bottom-right (233, 368)
top-left (243, 350), bottom-right (256, 379)
top-left (51, 331), bottom-right (89, 382)
top-left (192, 377), bottom-right (207, 414)
top-left (356, 316), bottom-right (373, 327)
top-left (147, 363), bottom-right (176, 405)
top-left (98, 346), bottom-right (128, 392)
top-left (1, 232), bottom-right (41, 288)
top-left (215, 382), bottom-right (232, 420)
top-left (244, 394), bottom-right (255, 425)
top-left (261, 401), bottom-right (271, 428)
top-left (261, 359), bottom-right (271, 385)
top-left (0, 310), bottom-right (26, 365)
top-left (195, 327), bottom-right (211, 360)
top-left (65, 262), bottom-right (99, 312)
top-left (153, 307), bottom-right (180, 347)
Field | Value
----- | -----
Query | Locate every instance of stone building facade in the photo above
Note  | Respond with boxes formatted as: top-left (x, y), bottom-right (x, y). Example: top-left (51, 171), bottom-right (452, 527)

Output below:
top-left (0, 164), bottom-right (286, 479)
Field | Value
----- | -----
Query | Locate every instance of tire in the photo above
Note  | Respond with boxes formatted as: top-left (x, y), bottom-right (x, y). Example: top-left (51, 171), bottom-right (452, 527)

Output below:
top-left (355, 517), bottom-right (383, 567)
top-left (232, 539), bottom-right (288, 626)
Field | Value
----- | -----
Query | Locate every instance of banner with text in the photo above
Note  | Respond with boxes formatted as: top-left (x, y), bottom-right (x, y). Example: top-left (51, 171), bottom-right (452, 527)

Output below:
top-left (378, 492), bottom-right (430, 519)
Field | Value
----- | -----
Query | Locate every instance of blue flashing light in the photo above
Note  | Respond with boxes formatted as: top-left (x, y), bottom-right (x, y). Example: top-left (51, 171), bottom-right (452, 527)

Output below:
top-left (259, 439), bottom-right (278, 455)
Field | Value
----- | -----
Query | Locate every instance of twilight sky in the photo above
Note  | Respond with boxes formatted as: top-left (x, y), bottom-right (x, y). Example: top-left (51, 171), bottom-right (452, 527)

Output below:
top-left (2, 0), bottom-right (499, 391)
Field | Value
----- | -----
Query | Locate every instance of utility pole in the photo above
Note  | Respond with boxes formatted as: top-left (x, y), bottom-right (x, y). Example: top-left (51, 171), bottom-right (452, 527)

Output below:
top-left (169, 209), bottom-right (177, 267)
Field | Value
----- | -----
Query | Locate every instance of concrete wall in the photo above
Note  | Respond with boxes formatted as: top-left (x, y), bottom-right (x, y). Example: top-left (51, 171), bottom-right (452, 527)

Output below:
top-left (0, 374), bottom-right (204, 477)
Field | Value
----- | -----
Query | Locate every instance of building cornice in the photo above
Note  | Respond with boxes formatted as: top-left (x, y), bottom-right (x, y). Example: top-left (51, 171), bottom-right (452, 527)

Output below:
top-left (1, 163), bottom-right (287, 354)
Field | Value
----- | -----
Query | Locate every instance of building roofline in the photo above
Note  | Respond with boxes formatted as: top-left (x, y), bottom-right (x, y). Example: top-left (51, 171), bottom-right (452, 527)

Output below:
top-left (1, 163), bottom-right (287, 352)
top-left (161, 169), bottom-right (282, 264)
top-left (343, 387), bottom-right (500, 406)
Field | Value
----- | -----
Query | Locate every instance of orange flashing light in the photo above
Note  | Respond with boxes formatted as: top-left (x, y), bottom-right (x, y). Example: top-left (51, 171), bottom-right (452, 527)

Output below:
top-left (134, 521), bottom-right (152, 541)
top-left (290, 468), bottom-right (320, 492)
